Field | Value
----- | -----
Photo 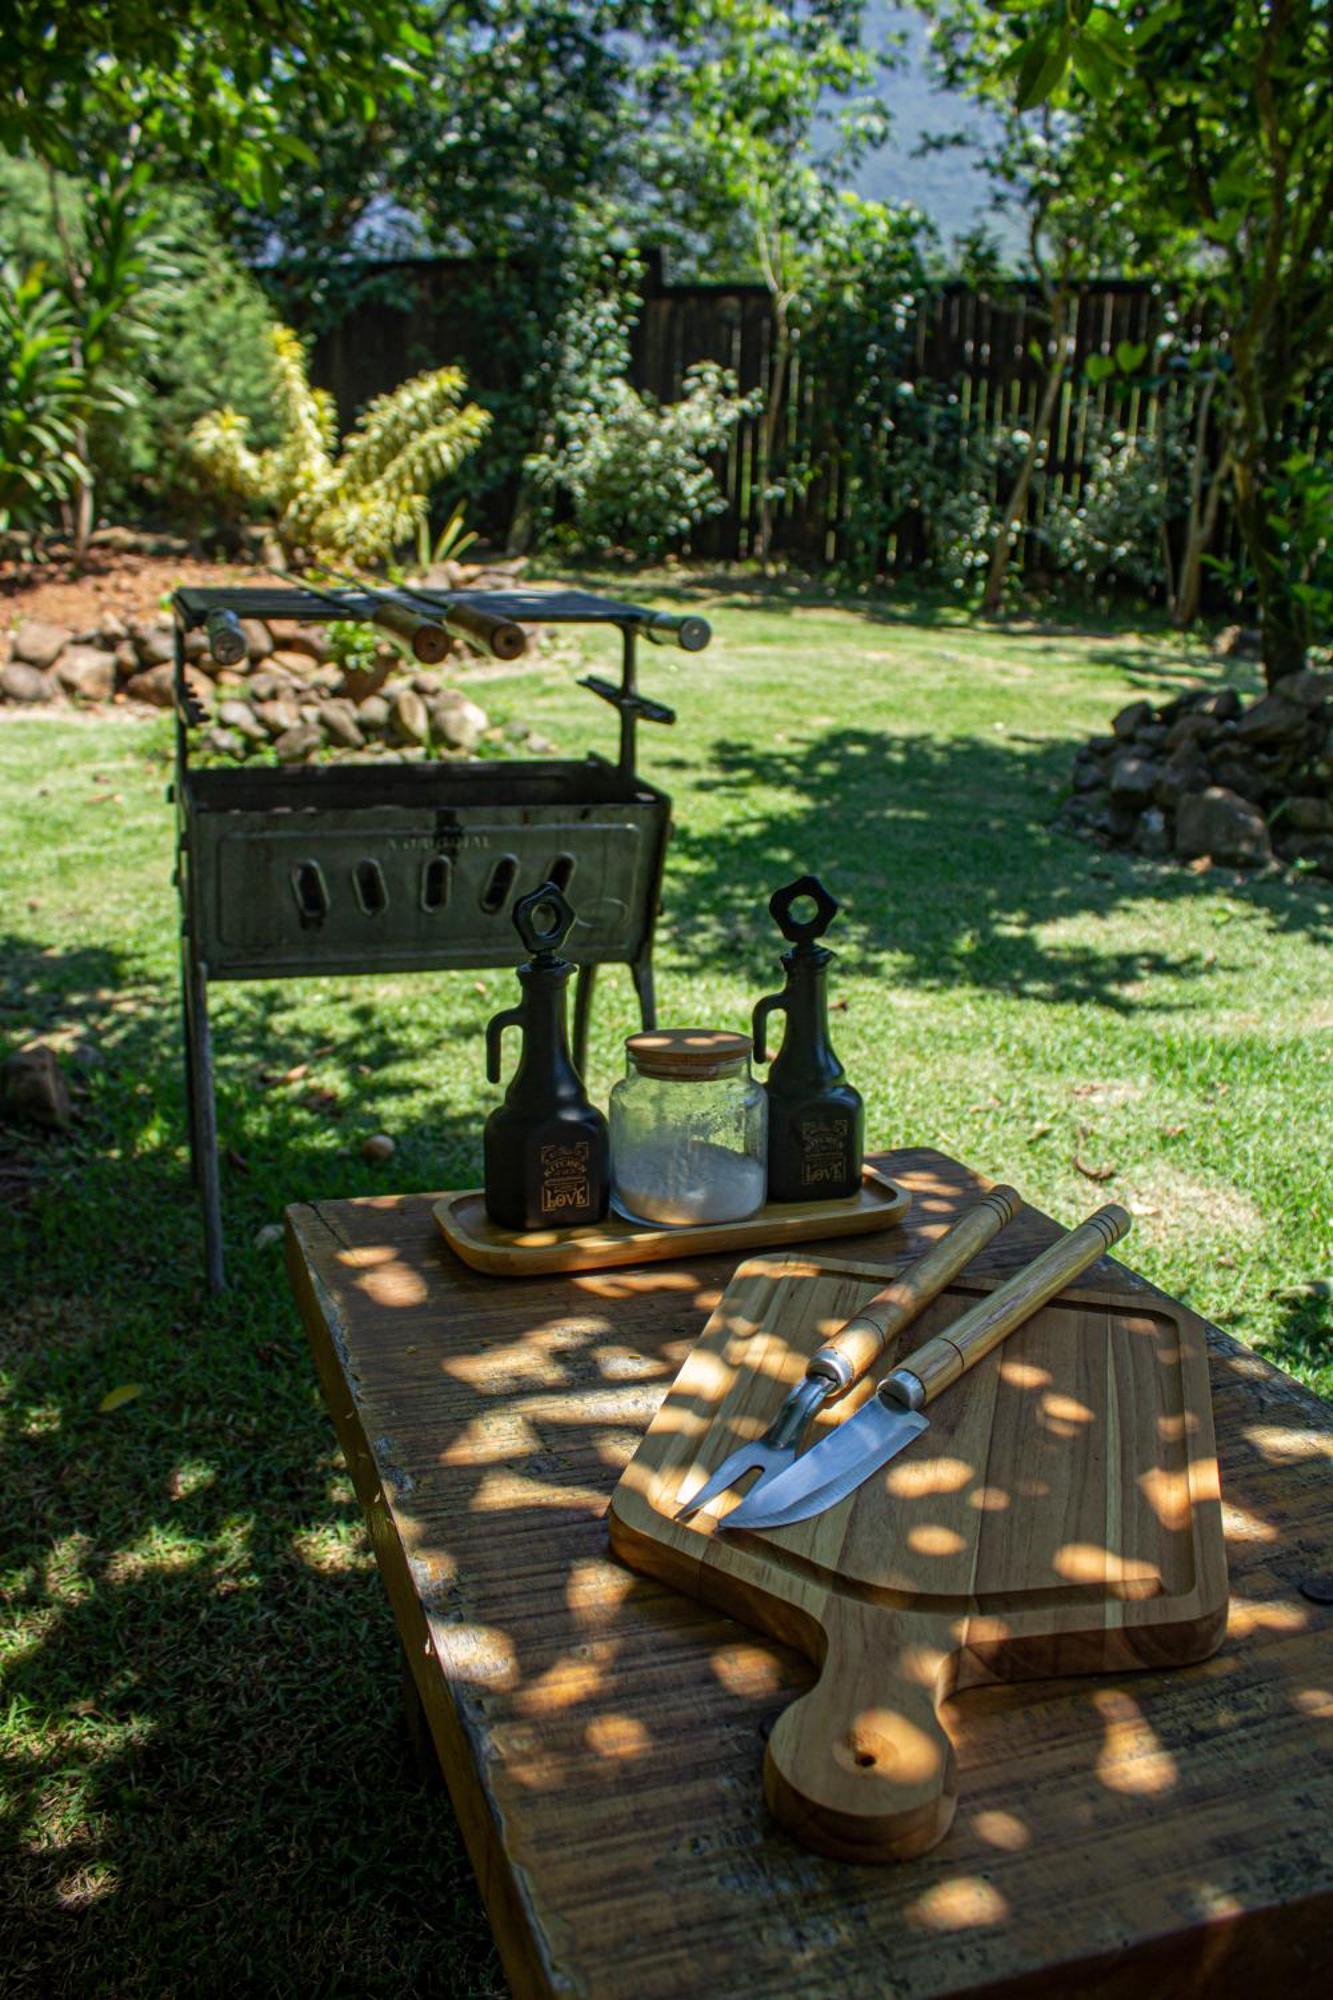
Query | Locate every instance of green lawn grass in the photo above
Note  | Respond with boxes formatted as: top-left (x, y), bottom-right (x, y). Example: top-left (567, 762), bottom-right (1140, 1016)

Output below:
top-left (1, 577), bottom-right (1329, 1993)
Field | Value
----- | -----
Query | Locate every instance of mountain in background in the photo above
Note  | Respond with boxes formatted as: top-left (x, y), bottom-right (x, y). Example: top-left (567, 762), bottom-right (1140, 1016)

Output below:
top-left (845, 3), bottom-right (1020, 259)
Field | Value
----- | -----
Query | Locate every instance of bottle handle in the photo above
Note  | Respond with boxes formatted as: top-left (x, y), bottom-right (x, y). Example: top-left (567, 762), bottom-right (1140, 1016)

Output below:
top-left (751, 990), bottom-right (787, 1064)
top-left (485, 1006), bottom-right (524, 1085)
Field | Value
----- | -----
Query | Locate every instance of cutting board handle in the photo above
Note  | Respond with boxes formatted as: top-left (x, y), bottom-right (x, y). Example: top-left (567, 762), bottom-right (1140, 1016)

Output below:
top-left (764, 1599), bottom-right (958, 1861)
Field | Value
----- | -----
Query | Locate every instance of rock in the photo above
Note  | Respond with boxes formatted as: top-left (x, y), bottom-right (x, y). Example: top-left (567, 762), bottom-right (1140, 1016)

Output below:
top-left (124, 663), bottom-right (176, 707)
top-left (217, 699), bottom-right (268, 743)
top-left (1131, 722), bottom-right (1169, 752)
top-left (273, 722), bottom-right (323, 763)
top-left (1073, 764), bottom-right (1107, 794)
top-left (317, 700), bottom-right (366, 750)
top-left (1192, 686), bottom-right (1242, 721)
top-left (1154, 750), bottom-right (1209, 812)
top-left (253, 1222), bottom-right (285, 1251)
top-left (202, 726), bottom-right (245, 758)
top-left (361, 1133), bottom-right (396, 1163)
top-left (357, 694), bottom-right (391, 734)
top-left (240, 618), bottom-right (274, 661)
top-left (113, 640), bottom-right (139, 680)
top-left (387, 687), bottom-right (430, 746)
top-left (1212, 625), bottom-right (1262, 661)
top-left (280, 625), bottom-right (331, 663)
top-left (12, 619), bottom-right (72, 669)
top-left (56, 644), bottom-right (117, 702)
top-left (1, 1043), bottom-right (72, 1130)
top-left (271, 648), bottom-right (317, 679)
top-left (1109, 753), bottom-right (1160, 805)
top-left (428, 690), bottom-right (488, 752)
top-left (97, 611), bottom-right (130, 644)
top-left (1282, 796), bottom-right (1333, 833)
top-left (248, 667), bottom-right (299, 703)
top-left (1236, 692), bottom-right (1310, 748)
top-left (132, 621), bottom-right (175, 668)
top-left (254, 698), bottom-right (302, 736)
top-left (527, 732), bottom-right (558, 755)
top-left (1164, 712), bottom-right (1219, 754)
top-left (1176, 786), bottom-right (1273, 868)
top-left (1133, 806), bottom-right (1170, 857)
top-left (0, 661), bottom-right (57, 703)
top-left (1272, 667), bottom-right (1333, 712)
top-left (183, 628), bottom-right (212, 664)
top-left (1112, 699), bottom-right (1154, 740)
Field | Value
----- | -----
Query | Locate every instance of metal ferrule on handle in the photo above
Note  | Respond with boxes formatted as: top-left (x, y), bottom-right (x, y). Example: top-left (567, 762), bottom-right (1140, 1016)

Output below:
top-left (881, 1203), bottom-right (1131, 1411)
top-left (806, 1184), bottom-right (1023, 1392)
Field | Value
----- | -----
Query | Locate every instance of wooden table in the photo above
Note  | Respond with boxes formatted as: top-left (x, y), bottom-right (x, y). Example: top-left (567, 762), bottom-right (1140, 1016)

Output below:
top-left (285, 1149), bottom-right (1333, 1999)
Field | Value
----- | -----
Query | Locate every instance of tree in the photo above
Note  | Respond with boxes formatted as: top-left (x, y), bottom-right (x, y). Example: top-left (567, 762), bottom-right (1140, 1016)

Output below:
top-left (0, 2), bottom-right (435, 202)
top-left (924, 0), bottom-right (1333, 682)
top-left (647, 2), bottom-right (889, 561)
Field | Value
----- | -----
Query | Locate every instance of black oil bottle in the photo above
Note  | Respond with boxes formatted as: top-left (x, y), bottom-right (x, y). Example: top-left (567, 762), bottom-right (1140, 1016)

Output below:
top-left (752, 875), bottom-right (864, 1203)
top-left (483, 883), bottom-right (609, 1231)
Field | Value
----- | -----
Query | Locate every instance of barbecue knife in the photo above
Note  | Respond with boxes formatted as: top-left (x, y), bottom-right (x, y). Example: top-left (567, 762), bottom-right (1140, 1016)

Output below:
top-left (723, 1202), bottom-right (1131, 1532)
top-left (674, 1184), bottom-right (1022, 1518)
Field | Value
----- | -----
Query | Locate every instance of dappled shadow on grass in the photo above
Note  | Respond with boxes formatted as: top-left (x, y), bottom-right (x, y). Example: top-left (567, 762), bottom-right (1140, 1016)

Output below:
top-left (0, 932), bottom-right (503, 1996)
top-left (664, 726), bottom-right (1331, 1002)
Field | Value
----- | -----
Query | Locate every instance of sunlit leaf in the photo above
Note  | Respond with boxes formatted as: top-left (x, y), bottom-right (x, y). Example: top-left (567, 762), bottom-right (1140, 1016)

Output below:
top-left (98, 1383), bottom-right (144, 1413)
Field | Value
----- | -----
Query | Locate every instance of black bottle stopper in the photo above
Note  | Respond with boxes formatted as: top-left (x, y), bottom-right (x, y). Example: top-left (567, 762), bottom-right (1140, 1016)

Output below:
top-left (752, 875), bottom-right (864, 1203)
top-left (483, 883), bottom-right (610, 1232)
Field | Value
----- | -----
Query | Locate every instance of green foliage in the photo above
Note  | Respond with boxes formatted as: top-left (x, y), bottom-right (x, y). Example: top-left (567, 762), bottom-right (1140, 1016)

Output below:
top-left (0, 0), bottom-right (434, 203)
top-left (0, 261), bottom-right (89, 531)
top-left (0, 156), bottom-right (281, 523)
top-left (189, 326), bottom-right (491, 563)
top-left (523, 236), bottom-right (756, 556)
top-left (1260, 452), bottom-right (1333, 652)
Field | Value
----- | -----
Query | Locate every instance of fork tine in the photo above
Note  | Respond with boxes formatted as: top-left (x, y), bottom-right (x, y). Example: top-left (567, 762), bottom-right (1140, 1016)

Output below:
top-left (674, 1447), bottom-right (773, 1518)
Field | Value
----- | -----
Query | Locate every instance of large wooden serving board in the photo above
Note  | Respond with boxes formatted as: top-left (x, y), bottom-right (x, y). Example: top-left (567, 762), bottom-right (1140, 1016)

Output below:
top-left (609, 1249), bottom-right (1229, 1864)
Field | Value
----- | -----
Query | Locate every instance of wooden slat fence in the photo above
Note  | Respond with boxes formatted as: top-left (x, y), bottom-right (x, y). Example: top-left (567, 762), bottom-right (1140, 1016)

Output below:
top-left (307, 257), bottom-right (1310, 584)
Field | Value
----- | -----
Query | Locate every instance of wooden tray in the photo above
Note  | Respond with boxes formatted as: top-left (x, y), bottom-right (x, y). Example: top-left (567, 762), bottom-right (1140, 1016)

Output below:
top-left (609, 1251), bottom-right (1228, 1863)
top-left (433, 1165), bottom-right (909, 1275)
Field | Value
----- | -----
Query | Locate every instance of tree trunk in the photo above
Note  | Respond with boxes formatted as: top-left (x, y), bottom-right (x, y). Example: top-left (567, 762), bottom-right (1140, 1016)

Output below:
top-left (1231, 453), bottom-right (1307, 684)
top-left (756, 294), bottom-right (789, 567)
top-left (982, 294), bottom-right (1070, 615)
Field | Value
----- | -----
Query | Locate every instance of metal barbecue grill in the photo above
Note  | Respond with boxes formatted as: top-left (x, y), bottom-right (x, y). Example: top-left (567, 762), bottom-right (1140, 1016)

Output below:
top-left (170, 582), bottom-right (710, 1288)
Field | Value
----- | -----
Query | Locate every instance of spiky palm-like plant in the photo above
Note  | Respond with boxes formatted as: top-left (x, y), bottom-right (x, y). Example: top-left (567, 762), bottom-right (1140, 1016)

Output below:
top-left (189, 325), bottom-right (490, 564)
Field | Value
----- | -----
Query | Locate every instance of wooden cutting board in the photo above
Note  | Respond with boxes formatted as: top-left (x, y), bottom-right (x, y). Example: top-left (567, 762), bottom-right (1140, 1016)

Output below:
top-left (608, 1250), bottom-right (1228, 1863)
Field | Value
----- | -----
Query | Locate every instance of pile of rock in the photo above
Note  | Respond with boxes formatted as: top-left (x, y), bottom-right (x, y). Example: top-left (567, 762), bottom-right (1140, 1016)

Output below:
top-left (0, 609), bottom-right (498, 762)
top-left (1066, 668), bottom-right (1333, 877)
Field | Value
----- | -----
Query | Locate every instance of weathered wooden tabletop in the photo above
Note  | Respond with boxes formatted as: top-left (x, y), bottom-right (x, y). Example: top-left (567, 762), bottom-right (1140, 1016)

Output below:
top-left (285, 1148), bottom-right (1333, 1999)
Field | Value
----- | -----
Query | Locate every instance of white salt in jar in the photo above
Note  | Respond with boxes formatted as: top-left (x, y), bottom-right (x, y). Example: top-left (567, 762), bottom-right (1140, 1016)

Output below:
top-left (609, 1030), bottom-right (768, 1227)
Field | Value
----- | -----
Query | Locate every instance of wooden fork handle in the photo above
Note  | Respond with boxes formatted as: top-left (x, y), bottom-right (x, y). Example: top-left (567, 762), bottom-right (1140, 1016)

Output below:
top-left (809, 1184), bottom-right (1022, 1390)
top-left (884, 1203), bottom-right (1131, 1409)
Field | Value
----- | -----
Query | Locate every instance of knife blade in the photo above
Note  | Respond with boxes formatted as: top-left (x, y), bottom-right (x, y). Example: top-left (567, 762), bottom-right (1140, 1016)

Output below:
top-left (723, 1202), bottom-right (1130, 1533)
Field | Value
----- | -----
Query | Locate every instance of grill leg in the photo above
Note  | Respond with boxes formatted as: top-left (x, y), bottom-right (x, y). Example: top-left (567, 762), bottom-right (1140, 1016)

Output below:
top-left (185, 957), bottom-right (226, 1293)
top-left (572, 963), bottom-right (596, 1076)
top-left (631, 953), bottom-right (656, 1031)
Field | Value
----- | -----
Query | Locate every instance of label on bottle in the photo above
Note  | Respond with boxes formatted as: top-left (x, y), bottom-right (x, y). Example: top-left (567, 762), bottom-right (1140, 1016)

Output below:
top-left (538, 1140), bottom-right (594, 1216)
top-left (798, 1113), bottom-right (853, 1188)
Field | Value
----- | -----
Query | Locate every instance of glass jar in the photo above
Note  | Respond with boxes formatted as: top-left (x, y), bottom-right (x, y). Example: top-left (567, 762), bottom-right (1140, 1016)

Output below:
top-left (609, 1029), bottom-right (768, 1227)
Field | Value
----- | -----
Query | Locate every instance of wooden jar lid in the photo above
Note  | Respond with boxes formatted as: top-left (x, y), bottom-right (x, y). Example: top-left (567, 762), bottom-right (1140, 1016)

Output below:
top-left (625, 1029), bottom-right (753, 1080)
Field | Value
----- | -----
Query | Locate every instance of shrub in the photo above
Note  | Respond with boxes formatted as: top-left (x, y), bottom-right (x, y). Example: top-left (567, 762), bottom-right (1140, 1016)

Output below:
top-left (527, 362), bottom-right (753, 556)
top-left (188, 326), bottom-right (491, 564)
top-left (0, 260), bottom-right (90, 533)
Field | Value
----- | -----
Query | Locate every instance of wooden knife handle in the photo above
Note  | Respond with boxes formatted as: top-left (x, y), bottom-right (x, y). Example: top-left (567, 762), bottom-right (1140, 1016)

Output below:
top-left (884, 1203), bottom-right (1131, 1408)
top-left (371, 598), bottom-right (451, 664)
top-left (439, 600), bottom-right (528, 661)
top-left (809, 1184), bottom-right (1022, 1390)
